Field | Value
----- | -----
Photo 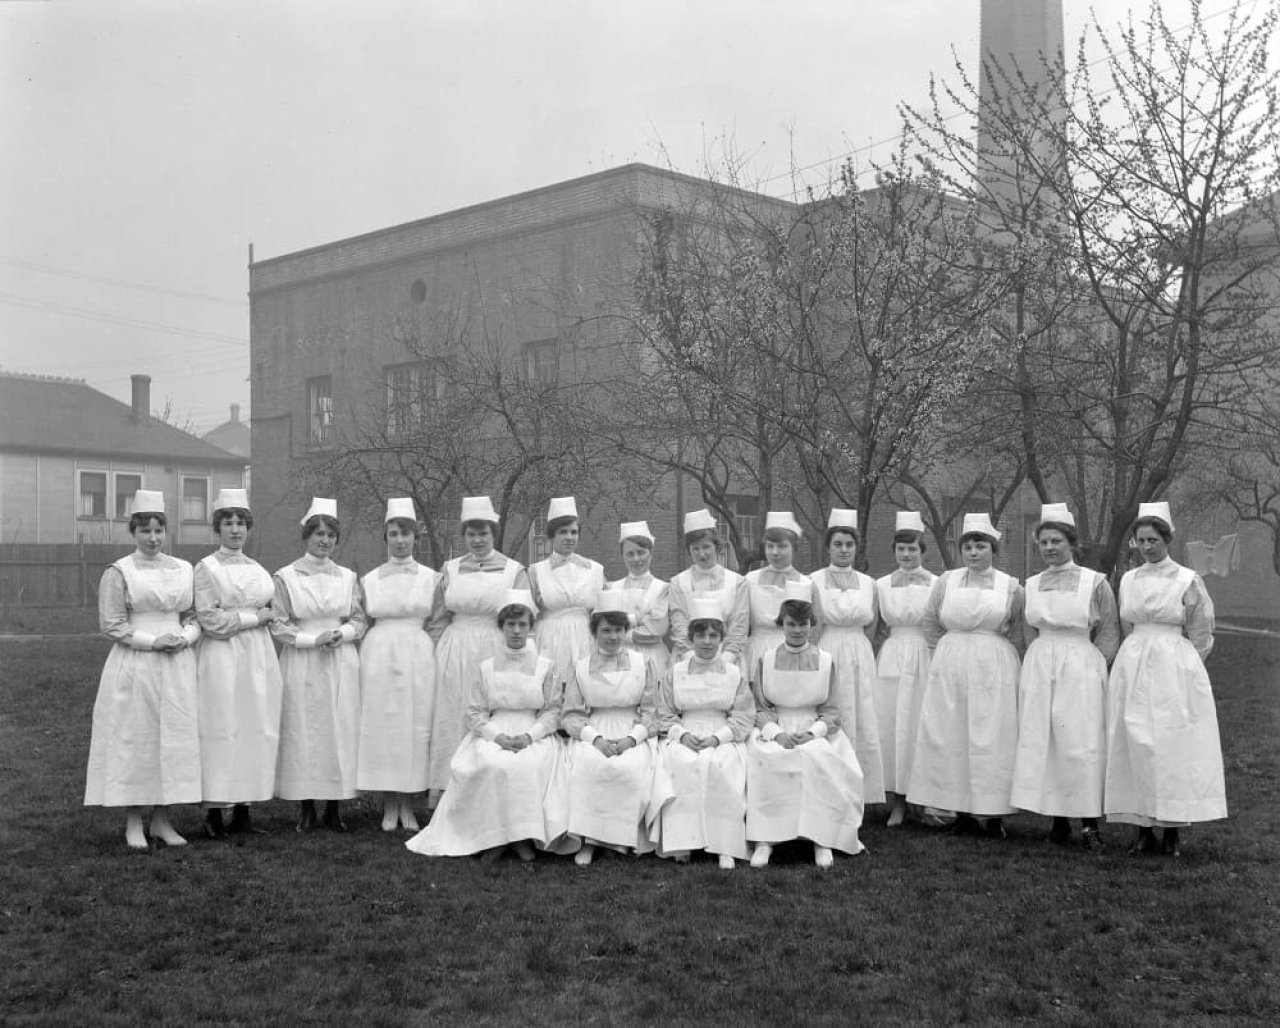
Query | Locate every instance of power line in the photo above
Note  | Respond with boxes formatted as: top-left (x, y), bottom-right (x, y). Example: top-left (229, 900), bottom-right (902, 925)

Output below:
top-left (0, 256), bottom-right (246, 306)
top-left (0, 290), bottom-right (248, 346)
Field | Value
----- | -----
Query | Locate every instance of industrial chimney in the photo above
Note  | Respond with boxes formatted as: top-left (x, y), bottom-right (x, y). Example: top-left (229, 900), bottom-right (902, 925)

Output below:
top-left (131, 374), bottom-right (151, 424)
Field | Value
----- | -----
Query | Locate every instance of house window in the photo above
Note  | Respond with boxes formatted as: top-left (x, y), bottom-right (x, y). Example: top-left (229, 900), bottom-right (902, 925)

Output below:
top-left (182, 477), bottom-right (209, 523)
top-left (385, 362), bottom-right (429, 437)
top-left (527, 515), bottom-right (551, 564)
top-left (524, 339), bottom-right (560, 384)
top-left (77, 471), bottom-right (107, 519)
top-left (114, 473), bottom-right (143, 519)
top-left (308, 375), bottom-right (334, 445)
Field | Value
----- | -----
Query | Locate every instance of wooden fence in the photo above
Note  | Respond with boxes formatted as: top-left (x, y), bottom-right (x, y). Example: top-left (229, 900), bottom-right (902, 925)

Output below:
top-left (0, 544), bottom-right (211, 610)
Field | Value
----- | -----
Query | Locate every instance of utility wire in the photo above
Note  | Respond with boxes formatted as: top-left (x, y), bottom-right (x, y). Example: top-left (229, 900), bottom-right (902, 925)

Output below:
top-left (0, 256), bottom-right (246, 306)
top-left (0, 290), bottom-right (247, 346)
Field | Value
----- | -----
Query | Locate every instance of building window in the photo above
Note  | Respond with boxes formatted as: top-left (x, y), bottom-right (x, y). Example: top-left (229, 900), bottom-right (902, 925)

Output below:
top-left (114, 473), bottom-right (143, 519)
top-left (527, 515), bottom-right (551, 564)
top-left (77, 470), bottom-right (107, 519)
top-left (385, 362), bottom-right (430, 437)
top-left (182, 477), bottom-right (209, 523)
top-left (726, 494), bottom-right (760, 558)
top-left (308, 376), bottom-right (334, 445)
top-left (523, 339), bottom-right (560, 384)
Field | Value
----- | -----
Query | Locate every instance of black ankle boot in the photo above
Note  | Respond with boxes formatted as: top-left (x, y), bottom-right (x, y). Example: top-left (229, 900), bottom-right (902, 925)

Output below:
top-left (322, 801), bottom-right (348, 833)
top-left (1128, 826), bottom-right (1158, 855)
top-left (228, 804), bottom-right (252, 834)
top-left (1161, 827), bottom-right (1180, 857)
top-left (296, 800), bottom-right (317, 832)
top-left (1049, 817), bottom-right (1071, 845)
top-left (204, 808), bottom-right (226, 840)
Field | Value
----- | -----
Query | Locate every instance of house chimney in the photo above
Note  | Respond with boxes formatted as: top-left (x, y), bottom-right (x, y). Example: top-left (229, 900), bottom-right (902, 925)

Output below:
top-left (131, 374), bottom-right (151, 423)
top-left (230, 403), bottom-right (240, 424)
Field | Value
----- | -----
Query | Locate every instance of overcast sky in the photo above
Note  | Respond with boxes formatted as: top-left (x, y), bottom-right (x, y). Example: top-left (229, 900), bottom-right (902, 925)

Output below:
top-left (0, 0), bottom-right (1237, 434)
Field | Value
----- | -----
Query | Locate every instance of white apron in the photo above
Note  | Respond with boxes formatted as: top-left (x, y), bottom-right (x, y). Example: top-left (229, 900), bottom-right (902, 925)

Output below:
top-left (613, 575), bottom-right (671, 679)
top-left (745, 647), bottom-right (865, 854)
top-left (813, 567), bottom-right (885, 804)
top-left (85, 557), bottom-right (201, 807)
top-left (1105, 565), bottom-right (1226, 826)
top-left (406, 652), bottom-right (570, 855)
top-left (655, 659), bottom-right (749, 859)
top-left (358, 564), bottom-right (439, 793)
top-left (908, 571), bottom-right (1020, 816)
top-left (429, 557), bottom-right (522, 791)
top-left (1011, 568), bottom-right (1108, 817)
top-left (874, 573), bottom-right (934, 795)
top-left (275, 564), bottom-right (360, 800)
top-left (532, 558), bottom-right (604, 683)
top-left (744, 569), bottom-right (792, 671)
top-left (195, 554), bottom-right (283, 803)
top-left (566, 653), bottom-right (670, 850)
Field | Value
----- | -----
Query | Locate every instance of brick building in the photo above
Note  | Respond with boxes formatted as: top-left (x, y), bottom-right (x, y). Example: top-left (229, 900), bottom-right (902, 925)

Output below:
top-left (248, 164), bottom-right (802, 579)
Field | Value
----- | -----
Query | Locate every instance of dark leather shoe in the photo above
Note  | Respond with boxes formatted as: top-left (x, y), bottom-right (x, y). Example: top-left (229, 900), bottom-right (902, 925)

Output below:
top-left (322, 801), bottom-right (348, 833)
top-left (228, 803), bottom-right (267, 834)
top-left (1081, 827), bottom-right (1104, 852)
top-left (296, 800), bottom-right (317, 832)
top-left (1161, 828), bottom-right (1181, 858)
top-left (1049, 818), bottom-right (1071, 845)
top-left (947, 814), bottom-right (982, 836)
top-left (204, 808), bottom-right (226, 840)
top-left (1127, 827), bottom-right (1158, 856)
top-left (985, 817), bottom-right (1007, 840)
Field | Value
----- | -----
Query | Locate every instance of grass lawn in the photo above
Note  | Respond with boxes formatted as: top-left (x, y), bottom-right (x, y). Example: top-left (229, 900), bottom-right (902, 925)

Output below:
top-left (2, 634), bottom-right (1277, 1025)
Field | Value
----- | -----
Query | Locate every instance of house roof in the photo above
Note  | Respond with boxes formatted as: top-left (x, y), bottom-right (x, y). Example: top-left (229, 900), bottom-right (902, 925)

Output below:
top-left (201, 415), bottom-right (250, 459)
top-left (0, 373), bottom-right (244, 465)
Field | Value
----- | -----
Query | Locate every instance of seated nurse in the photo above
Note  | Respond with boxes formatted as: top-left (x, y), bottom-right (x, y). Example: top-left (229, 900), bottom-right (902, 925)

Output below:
top-left (746, 579), bottom-right (866, 868)
top-left (654, 597), bottom-right (755, 869)
top-left (404, 589), bottom-right (569, 861)
top-left (562, 590), bottom-right (671, 867)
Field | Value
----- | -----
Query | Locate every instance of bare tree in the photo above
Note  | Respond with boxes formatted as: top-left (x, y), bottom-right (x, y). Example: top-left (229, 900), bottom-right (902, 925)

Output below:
top-left (904, 0), bottom-right (1280, 573)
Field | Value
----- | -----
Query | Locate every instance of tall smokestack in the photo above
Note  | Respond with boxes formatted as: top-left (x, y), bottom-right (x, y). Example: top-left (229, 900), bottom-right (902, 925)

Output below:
top-left (131, 374), bottom-right (151, 424)
top-left (976, 0), bottom-right (1066, 232)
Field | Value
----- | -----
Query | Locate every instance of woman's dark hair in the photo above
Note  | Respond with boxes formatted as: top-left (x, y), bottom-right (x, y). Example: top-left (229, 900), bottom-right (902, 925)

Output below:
top-left (546, 515), bottom-right (578, 539)
top-left (891, 529), bottom-right (927, 554)
top-left (383, 517), bottom-right (418, 541)
top-left (763, 526), bottom-right (800, 546)
top-left (461, 519), bottom-right (495, 536)
top-left (496, 603), bottom-right (534, 628)
top-left (128, 512), bottom-right (166, 534)
top-left (688, 617), bottom-right (724, 639)
top-left (620, 535), bottom-right (653, 552)
top-left (959, 531), bottom-right (999, 555)
top-left (212, 507), bottom-right (253, 532)
top-left (1131, 516), bottom-right (1173, 543)
top-left (302, 514), bottom-right (341, 543)
top-left (590, 610), bottom-right (631, 634)
top-left (1035, 520), bottom-right (1079, 548)
top-left (775, 599), bottom-right (815, 626)
top-left (824, 525), bottom-right (860, 551)
top-left (684, 527), bottom-right (721, 549)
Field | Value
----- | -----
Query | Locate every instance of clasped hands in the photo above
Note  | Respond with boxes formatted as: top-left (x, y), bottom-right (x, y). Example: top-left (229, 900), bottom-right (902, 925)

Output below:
top-left (593, 736), bottom-right (638, 758)
top-left (771, 730), bottom-right (817, 750)
top-left (152, 634), bottom-right (189, 652)
top-left (679, 733), bottom-right (721, 752)
top-left (494, 733), bottom-right (534, 752)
